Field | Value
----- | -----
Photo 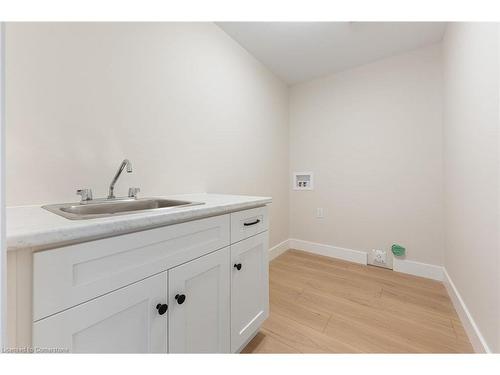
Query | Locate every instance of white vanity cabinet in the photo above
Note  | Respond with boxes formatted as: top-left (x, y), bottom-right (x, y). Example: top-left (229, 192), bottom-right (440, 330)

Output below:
top-left (30, 205), bottom-right (269, 353)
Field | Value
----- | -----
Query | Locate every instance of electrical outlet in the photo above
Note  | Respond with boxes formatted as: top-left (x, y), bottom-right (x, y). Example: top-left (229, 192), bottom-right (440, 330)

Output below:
top-left (372, 249), bottom-right (387, 265)
top-left (316, 208), bottom-right (324, 218)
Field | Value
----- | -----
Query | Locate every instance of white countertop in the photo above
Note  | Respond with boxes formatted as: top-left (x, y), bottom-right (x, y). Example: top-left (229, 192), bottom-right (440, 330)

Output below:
top-left (6, 193), bottom-right (272, 252)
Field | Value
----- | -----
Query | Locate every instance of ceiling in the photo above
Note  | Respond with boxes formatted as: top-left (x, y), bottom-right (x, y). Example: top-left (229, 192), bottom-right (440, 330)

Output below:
top-left (217, 22), bottom-right (446, 84)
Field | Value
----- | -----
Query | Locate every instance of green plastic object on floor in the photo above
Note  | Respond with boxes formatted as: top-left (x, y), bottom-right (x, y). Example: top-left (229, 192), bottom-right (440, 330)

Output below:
top-left (391, 244), bottom-right (406, 257)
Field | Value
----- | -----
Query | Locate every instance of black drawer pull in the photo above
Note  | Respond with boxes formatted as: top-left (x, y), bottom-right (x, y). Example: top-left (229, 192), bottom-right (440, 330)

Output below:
top-left (175, 294), bottom-right (186, 305)
top-left (156, 303), bottom-right (168, 315)
top-left (234, 263), bottom-right (242, 271)
top-left (243, 219), bottom-right (260, 227)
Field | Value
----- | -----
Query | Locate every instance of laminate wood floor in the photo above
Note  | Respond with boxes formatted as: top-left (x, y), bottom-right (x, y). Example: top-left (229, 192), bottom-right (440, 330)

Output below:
top-left (242, 249), bottom-right (473, 353)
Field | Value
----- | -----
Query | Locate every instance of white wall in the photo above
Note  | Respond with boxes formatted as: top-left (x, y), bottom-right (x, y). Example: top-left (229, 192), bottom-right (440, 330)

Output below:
top-left (289, 44), bottom-right (444, 266)
top-left (442, 23), bottom-right (499, 353)
top-left (5, 22), bottom-right (290, 248)
top-left (0, 22), bottom-right (6, 349)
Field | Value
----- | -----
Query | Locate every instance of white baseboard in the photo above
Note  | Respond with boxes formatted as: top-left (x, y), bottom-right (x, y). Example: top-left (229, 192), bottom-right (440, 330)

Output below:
top-left (392, 258), bottom-right (444, 281)
top-left (268, 239), bottom-right (290, 261)
top-left (288, 239), bottom-right (367, 265)
top-left (272, 239), bottom-right (444, 281)
top-left (443, 268), bottom-right (491, 353)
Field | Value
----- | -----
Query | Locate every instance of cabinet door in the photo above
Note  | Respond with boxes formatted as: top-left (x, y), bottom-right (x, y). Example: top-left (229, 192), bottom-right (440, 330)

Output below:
top-left (230, 232), bottom-right (269, 352)
top-left (168, 247), bottom-right (230, 353)
top-left (33, 272), bottom-right (167, 353)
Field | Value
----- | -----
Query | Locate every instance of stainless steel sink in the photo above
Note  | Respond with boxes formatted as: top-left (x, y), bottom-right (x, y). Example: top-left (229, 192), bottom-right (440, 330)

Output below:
top-left (42, 198), bottom-right (204, 220)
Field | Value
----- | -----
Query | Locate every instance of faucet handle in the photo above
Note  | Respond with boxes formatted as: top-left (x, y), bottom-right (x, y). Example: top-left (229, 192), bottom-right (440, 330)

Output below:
top-left (128, 187), bottom-right (140, 199)
top-left (76, 188), bottom-right (93, 202)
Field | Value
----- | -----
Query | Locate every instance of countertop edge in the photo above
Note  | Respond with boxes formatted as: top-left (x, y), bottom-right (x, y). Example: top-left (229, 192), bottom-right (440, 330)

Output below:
top-left (7, 196), bottom-right (272, 253)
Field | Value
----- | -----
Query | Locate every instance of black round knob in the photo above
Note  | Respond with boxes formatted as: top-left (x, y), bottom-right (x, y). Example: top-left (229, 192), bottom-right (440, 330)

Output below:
top-left (156, 303), bottom-right (168, 315)
top-left (234, 263), bottom-right (242, 271)
top-left (175, 294), bottom-right (186, 305)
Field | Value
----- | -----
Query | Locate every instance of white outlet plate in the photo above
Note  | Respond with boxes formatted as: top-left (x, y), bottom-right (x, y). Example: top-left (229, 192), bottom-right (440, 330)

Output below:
top-left (368, 249), bottom-right (393, 269)
top-left (316, 208), bottom-right (324, 218)
top-left (373, 250), bottom-right (387, 264)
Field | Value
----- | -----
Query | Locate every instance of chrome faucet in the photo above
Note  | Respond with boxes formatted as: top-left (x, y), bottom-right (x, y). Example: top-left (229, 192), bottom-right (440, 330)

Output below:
top-left (108, 159), bottom-right (133, 199)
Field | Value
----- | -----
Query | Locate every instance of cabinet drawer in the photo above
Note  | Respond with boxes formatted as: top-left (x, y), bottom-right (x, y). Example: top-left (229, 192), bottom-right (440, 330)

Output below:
top-left (230, 206), bottom-right (269, 243)
top-left (33, 214), bottom-right (230, 321)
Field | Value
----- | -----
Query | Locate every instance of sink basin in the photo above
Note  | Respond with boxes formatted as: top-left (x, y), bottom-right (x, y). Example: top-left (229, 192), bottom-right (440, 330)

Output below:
top-left (42, 198), bottom-right (204, 220)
